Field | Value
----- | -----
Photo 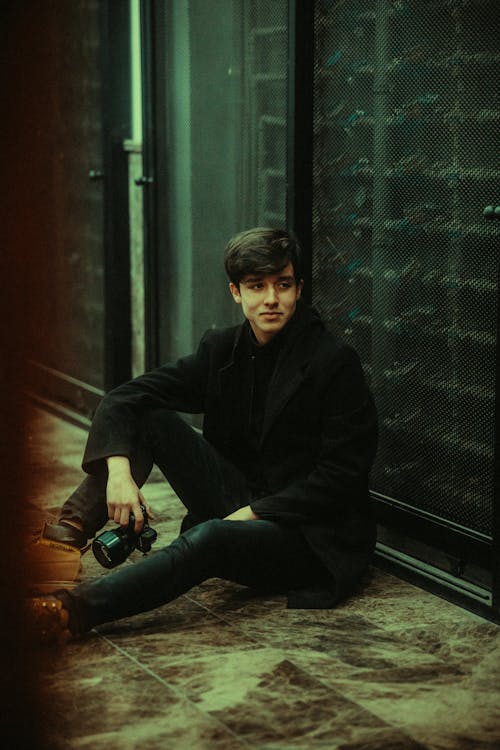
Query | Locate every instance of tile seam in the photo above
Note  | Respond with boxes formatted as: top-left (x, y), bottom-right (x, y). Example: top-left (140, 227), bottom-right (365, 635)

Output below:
top-left (96, 631), bottom-right (258, 749)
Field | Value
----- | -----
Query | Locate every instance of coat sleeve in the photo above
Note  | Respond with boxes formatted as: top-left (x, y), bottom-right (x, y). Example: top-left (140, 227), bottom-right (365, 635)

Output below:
top-left (249, 346), bottom-right (378, 525)
top-left (81, 331), bottom-right (213, 474)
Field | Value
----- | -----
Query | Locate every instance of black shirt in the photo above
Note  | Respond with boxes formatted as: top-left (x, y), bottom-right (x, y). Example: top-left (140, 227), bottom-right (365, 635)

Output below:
top-left (244, 323), bottom-right (289, 495)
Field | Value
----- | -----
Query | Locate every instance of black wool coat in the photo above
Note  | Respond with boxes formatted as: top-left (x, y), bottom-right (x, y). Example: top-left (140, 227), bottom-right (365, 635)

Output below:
top-left (82, 301), bottom-right (378, 607)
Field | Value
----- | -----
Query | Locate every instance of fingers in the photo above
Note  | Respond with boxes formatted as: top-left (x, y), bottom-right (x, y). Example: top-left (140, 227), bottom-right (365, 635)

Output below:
top-left (106, 476), bottom-right (148, 533)
top-left (120, 506), bottom-right (132, 528)
top-left (132, 500), bottom-right (145, 534)
top-left (110, 505), bottom-right (131, 527)
top-left (108, 502), bottom-right (144, 532)
top-left (139, 492), bottom-right (155, 520)
top-left (223, 505), bottom-right (259, 522)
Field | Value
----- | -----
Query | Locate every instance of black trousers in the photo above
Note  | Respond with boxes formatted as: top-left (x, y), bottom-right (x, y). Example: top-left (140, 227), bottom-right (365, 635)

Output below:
top-left (58, 410), bottom-right (330, 634)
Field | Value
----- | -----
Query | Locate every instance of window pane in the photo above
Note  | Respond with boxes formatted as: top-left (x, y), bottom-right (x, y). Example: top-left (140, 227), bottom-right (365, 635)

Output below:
top-left (157, 0), bottom-right (289, 362)
top-left (36, 0), bottom-right (106, 389)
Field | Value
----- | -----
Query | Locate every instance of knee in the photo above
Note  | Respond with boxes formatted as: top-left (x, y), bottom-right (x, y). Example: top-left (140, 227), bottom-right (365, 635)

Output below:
top-left (140, 408), bottom-right (184, 449)
top-left (171, 518), bottom-right (229, 575)
top-left (181, 518), bottom-right (230, 557)
top-left (184, 518), bottom-right (227, 544)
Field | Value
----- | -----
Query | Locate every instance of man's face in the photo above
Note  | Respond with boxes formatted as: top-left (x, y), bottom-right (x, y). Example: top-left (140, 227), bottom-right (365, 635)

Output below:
top-left (229, 262), bottom-right (303, 345)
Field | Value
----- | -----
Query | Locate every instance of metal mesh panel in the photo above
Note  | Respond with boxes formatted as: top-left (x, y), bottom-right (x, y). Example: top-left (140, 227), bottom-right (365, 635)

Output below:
top-left (312, 0), bottom-right (499, 535)
top-left (242, 3), bottom-right (288, 227)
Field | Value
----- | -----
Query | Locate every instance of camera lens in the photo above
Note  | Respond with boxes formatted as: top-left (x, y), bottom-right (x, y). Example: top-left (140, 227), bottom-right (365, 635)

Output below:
top-left (92, 529), bottom-right (136, 569)
top-left (92, 505), bottom-right (157, 569)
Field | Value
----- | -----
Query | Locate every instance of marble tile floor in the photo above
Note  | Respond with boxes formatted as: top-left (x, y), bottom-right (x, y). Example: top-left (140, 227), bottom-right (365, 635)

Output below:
top-left (24, 407), bottom-right (500, 750)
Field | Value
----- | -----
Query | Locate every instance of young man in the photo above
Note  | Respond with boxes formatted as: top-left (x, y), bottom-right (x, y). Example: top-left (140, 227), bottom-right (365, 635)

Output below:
top-left (30, 227), bottom-right (378, 641)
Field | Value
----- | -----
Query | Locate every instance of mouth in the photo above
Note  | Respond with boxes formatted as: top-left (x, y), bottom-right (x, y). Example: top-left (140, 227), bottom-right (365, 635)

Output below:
top-left (260, 312), bottom-right (282, 320)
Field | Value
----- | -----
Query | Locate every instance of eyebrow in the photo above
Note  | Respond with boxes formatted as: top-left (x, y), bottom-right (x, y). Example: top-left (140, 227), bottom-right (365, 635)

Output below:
top-left (242, 274), bottom-right (295, 284)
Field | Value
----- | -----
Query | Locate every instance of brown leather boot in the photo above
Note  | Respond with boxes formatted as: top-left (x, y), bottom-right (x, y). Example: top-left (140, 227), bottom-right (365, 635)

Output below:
top-left (27, 595), bottom-right (72, 645)
top-left (26, 522), bottom-right (87, 594)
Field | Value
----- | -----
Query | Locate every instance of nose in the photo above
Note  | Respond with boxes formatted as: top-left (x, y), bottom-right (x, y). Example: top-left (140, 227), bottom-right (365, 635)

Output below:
top-left (264, 285), bottom-right (279, 305)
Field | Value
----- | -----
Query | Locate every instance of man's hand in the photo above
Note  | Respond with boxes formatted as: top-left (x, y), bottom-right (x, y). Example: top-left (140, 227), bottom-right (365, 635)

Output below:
top-left (224, 505), bottom-right (259, 522)
top-left (106, 456), bottom-right (154, 533)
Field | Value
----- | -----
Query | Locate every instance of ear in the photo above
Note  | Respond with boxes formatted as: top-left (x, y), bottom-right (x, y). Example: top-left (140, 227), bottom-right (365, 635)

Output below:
top-left (296, 279), bottom-right (304, 299)
top-left (229, 282), bottom-right (241, 304)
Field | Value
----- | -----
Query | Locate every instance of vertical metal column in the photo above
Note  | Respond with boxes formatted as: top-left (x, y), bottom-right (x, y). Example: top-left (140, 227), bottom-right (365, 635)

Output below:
top-left (371, 1), bottom-right (390, 396)
top-left (287, 0), bottom-right (314, 299)
top-left (140, 0), bottom-right (163, 370)
top-left (100, 1), bottom-right (132, 390)
top-left (493, 235), bottom-right (500, 617)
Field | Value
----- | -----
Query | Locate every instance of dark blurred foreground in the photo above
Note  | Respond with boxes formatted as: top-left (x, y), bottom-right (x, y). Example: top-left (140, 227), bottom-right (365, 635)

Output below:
top-left (1, 3), bottom-right (61, 746)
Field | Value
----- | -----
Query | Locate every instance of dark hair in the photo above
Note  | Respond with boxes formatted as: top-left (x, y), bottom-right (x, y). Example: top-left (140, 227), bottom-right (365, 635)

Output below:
top-left (224, 227), bottom-right (303, 287)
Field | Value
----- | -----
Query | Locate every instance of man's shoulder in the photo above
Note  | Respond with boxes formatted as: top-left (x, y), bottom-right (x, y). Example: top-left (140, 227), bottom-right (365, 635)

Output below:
top-left (294, 303), bottom-right (357, 359)
top-left (304, 319), bottom-right (355, 357)
top-left (305, 326), bottom-right (364, 377)
top-left (199, 324), bottom-right (242, 347)
top-left (197, 324), bottom-right (243, 360)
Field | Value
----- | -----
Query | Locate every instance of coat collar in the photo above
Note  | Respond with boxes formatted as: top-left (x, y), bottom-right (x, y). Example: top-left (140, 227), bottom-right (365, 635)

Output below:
top-left (218, 301), bottom-right (324, 441)
top-left (261, 301), bottom-right (324, 440)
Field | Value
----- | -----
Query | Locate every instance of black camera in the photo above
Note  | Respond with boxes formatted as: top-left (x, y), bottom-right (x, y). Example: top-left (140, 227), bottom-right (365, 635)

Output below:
top-left (92, 505), bottom-right (158, 569)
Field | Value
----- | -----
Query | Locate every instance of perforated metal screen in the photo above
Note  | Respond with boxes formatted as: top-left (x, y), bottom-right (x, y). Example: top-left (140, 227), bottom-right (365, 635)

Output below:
top-left (312, 0), bottom-right (499, 536)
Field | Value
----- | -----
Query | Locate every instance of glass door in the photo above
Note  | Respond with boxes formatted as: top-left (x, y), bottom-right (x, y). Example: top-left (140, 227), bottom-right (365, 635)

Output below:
top-left (143, 0), bottom-right (290, 365)
top-left (37, 0), bottom-right (106, 390)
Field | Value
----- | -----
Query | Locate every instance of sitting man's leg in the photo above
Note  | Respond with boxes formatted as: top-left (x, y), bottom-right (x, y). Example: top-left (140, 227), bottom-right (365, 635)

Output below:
top-left (32, 517), bottom-right (331, 641)
top-left (27, 451), bottom-right (152, 594)
top-left (143, 407), bottom-right (250, 526)
top-left (28, 409), bottom-right (249, 592)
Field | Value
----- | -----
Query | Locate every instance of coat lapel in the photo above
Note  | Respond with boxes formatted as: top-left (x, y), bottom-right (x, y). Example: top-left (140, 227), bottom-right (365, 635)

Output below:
top-left (215, 304), bottom-right (324, 443)
top-left (216, 324), bottom-right (252, 425)
top-left (261, 305), bottom-right (323, 442)
top-left (261, 361), bottom-right (307, 442)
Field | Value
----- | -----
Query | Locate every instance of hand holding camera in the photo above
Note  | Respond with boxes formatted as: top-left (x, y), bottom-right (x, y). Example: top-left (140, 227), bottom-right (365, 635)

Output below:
top-left (92, 457), bottom-right (158, 568)
top-left (92, 504), bottom-right (158, 569)
top-left (106, 456), bottom-right (151, 533)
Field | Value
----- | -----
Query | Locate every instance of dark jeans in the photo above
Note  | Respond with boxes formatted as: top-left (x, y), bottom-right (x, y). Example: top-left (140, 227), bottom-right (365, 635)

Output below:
top-left (58, 409), bottom-right (330, 634)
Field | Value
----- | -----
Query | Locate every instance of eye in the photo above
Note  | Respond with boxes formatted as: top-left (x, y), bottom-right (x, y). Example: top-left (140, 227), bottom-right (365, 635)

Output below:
top-left (250, 283), bottom-right (264, 290)
top-left (278, 281), bottom-right (292, 289)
